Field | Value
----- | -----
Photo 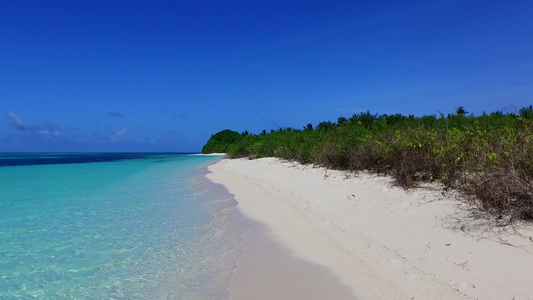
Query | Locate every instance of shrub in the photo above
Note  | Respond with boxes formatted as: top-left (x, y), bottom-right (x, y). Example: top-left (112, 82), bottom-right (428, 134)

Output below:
top-left (203, 108), bottom-right (533, 221)
top-left (202, 129), bottom-right (243, 154)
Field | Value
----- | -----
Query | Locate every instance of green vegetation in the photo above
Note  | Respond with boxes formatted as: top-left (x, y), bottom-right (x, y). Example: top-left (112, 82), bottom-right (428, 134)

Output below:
top-left (201, 129), bottom-right (243, 154)
top-left (203, 107), bottom-right (533, 221)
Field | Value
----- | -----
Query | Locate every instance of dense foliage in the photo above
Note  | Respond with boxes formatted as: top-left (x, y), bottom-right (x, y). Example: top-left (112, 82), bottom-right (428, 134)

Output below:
top-left (201, 129), bottom-right (243, 154)
top-left (204, 107), bottom-right (533, 221)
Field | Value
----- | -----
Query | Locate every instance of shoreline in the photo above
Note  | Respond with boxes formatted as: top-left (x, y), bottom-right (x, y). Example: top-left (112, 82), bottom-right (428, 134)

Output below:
top-left (199, 159), bottom-right (356, 299)
top-left (207, 157), bottom-right (533, 300)
top-left (222, 208), bottom-right (356, 299)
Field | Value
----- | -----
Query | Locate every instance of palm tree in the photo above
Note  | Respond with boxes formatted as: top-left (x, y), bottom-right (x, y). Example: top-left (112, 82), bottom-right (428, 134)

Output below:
top-left (519, 105), bottom-right (533, 119)
top-left (456, 106), bottom-right (467, 116)
top-left (337, 116), bottom-right (347, 126)
top-left (316, 121), bottom-right (333, 131)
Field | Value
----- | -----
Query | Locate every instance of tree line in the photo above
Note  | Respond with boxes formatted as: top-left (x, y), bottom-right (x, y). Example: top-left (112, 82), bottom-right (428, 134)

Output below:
top-left (203, 106), bottom-right (533, 221)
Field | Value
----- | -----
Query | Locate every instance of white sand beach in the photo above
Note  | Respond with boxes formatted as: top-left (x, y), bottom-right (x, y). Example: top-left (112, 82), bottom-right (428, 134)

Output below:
top-left (207, 157), bottom-right (533, 300)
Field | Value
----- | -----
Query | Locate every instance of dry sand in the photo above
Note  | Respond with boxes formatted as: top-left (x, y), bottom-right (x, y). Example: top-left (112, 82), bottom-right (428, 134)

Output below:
top-left (206, 157), bottom-right (533, 300)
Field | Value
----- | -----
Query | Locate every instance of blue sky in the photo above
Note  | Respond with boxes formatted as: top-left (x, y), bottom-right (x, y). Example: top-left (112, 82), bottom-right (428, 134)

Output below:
top-left (1, 0), bottom-right (532, 152)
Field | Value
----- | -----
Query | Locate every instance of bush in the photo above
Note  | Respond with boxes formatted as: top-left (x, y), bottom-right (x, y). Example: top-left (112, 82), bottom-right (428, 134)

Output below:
top-left (202, 129), bottom-right (243, 154)
top-left (203, 108), bottom-right (533, 221)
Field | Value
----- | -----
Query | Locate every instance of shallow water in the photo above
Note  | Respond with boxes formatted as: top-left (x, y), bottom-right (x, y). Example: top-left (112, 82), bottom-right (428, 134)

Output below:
top-left (0, 153), bottom-right (240, 299)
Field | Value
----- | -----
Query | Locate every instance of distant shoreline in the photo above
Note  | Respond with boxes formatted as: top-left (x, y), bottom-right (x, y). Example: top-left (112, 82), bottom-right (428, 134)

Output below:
top-left (207, 157), bottom-right (533, 299)
top-left (190, 153), bottom-right (226, 156)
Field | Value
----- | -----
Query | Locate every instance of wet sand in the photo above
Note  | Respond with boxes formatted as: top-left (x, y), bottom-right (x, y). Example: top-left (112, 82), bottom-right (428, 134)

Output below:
top-left (226, 209), bottom-right (356, 299)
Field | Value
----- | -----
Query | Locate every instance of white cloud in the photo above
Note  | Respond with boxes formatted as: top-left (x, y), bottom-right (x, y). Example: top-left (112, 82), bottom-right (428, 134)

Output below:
top-left (112, 128), bottom-right (128, 140)
top-left (4, 112), bottom-right (25, 130)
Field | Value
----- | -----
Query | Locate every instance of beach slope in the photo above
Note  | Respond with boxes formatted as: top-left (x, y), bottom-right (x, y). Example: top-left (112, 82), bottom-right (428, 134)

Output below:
top-left (207, 157), bottom-right (533, 300)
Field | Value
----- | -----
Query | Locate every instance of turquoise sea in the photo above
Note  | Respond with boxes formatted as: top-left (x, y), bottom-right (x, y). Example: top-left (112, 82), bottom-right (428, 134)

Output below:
top-left (0, 153), bottom-right (241, 299)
